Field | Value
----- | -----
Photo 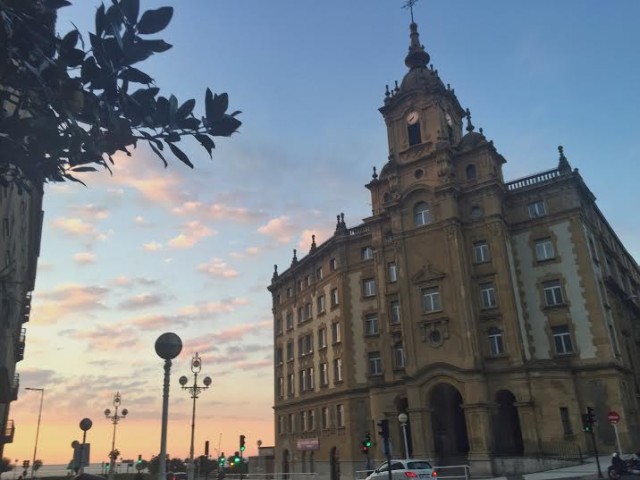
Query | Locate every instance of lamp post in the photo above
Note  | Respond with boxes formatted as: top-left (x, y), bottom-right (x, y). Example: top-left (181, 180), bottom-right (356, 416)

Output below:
top-left (78, 418), bottom-right (93, 475)
top-left (398, 413), bottom-right (410, 459)
top-left (25, 388), bottom-right (44, 480)
top-left (155, 332), bottom-right (183, 480)
top-left (104, 392), bottom-right (128, 480)
top-left (179, 352), bottom-right (212, 480)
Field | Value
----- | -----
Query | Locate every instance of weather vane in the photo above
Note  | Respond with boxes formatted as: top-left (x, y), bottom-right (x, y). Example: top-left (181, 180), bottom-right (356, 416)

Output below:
top-left (402, 0), bottom-right (420, 23)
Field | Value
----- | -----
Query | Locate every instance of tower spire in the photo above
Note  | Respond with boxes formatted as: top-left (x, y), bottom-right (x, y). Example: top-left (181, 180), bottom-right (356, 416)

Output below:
top-left (402, 1), bottom-right (430, 70)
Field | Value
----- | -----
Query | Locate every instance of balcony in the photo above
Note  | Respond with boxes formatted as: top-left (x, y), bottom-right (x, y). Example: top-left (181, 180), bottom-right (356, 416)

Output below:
top-left (506, 168), bottom-right (560, 191)
top-left (11, 373), bottom-right (19, 401)
top-left (1, 420), bottom-right (15, 444)
top-left (22, 292), bottom-right (32, 323)
top-left (15, 328), bottom-right (26, 362)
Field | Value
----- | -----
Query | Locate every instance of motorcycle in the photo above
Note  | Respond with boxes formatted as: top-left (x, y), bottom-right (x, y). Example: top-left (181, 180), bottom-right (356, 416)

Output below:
top-left (608, 452), bottom-right (640, 480)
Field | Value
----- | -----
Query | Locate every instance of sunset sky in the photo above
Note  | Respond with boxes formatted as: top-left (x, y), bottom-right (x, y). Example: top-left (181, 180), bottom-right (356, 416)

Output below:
top-left (6, 0), bottom-right (640, 468)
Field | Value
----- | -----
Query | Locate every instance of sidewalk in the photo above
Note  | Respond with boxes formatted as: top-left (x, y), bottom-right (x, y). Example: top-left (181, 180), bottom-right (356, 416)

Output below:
top-left (483, 455), bottom-right (610, 480)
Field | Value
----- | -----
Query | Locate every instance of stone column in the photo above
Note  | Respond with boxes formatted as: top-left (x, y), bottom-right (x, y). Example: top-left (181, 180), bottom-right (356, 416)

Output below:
top-left (406, 407), bottom-right (434, 459)
top-left (461, 403), bottom-right (494, 477)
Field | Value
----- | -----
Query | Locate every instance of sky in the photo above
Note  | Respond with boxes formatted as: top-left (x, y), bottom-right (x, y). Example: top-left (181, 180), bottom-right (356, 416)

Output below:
top-left (6, 0), bottom-right (640, 468)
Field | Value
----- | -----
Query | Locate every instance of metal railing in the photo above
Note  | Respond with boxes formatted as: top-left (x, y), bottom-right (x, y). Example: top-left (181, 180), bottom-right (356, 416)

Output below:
top-left (1, 419), bottom-right (15, 443)
top-left (506, 168), bottom-right (560, 191)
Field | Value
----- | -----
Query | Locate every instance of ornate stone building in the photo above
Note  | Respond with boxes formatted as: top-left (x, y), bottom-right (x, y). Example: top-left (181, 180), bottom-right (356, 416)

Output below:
top-left (268, 21), bottom-right (640, 478)
top-left (0, 181), bottom-right (43, 458)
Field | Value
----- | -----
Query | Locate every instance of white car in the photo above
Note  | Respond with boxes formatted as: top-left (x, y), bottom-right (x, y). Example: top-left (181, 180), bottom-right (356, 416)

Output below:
top-left (366, 459), bottom-right (437, 480)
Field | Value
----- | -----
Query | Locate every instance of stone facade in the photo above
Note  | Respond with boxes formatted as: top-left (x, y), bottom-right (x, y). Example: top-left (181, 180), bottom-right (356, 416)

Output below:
top-left (268, 22), bottom-right (640, 479)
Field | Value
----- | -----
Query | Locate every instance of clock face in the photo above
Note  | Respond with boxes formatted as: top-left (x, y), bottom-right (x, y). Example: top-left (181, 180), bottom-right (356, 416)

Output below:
top-left (407, 111), bottom-right (419, 125)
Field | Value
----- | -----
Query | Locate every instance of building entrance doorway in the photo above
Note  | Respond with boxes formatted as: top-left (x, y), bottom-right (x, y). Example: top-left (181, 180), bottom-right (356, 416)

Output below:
top-left (330, 447), bottom-right (340, 480)
top-left (492, 390), bottom-right (524, 455)
top-left (430, 383), bottom-right (469, 464)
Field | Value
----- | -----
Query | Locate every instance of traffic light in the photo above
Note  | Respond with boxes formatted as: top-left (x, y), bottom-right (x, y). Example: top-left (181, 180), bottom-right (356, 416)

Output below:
top-left (137, 455), bottom-right (142, 465)
top-left (365, 432), bottom-right (372, 448)
top-left (234, 451), bottom-right (240, 463)
top-left (22, 460), bottom-right (30, 469)
top-left (582, 407), bottom-right (596, 433)
top-left (218, 454), bottom-right (225, 467)
top-left (360, 441), bottom-right (369, 455)
top-left (240, 434), bottom-right (246, 452)
top-left (377, 419), bottom-right (390, 456)
top-left (205, 440), bottom-right (210, 457)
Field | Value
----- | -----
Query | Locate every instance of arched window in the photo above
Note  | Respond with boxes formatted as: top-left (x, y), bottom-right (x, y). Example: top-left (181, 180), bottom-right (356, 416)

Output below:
top-left (466, 164), bottom-right (477, 179)
top-left (408, 122), bottom-right (422, 146)
top-left (413, 202), bottom-right (431, 226)
top-left (487, 327), bottom-right (504, 356)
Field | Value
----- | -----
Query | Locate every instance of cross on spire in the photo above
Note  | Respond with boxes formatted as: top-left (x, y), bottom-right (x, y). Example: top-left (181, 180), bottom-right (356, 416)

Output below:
top-left (402, 0), bottom-right (420, 23)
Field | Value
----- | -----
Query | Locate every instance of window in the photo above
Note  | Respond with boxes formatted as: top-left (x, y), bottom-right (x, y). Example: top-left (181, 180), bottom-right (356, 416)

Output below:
top-left (276, 347), bottom-right (283, 365)
top-left (316, 266), bottom-right (323, 280)
top-left (336, 404), bottom-right (345, 427)
top-left (299, 369), bottom-right (307, 392)
top-left (365, 314), bottom-right (379, 336)
top-left (288, 413), bottom-right (295, 433)
top-left (535, 238), bottom-right (555, 261)
top-left (408, 121), bottom-right (421, 146)
top-left (394, 343), bottom-right (405, 369)
top-left (278, 415), bottom-right (285, 435)
top-left (368, 351), bottom-right (383, 376)
top-left (390, 301), bottom-right (401, 324)
top-left (543, 280), bottom-right (564, 306)
top-left (287, 374), bottom-right (294, 397)
top-left (304, 334), bottom-right (313, 354)
top-left (300, 411), bottom-right (307, 432)
top-left (466, 164), bottom-right (477, 180)
top-left (334, 358), bottom-right (343, 382)
top-left (304, 302), bottom-right (312, 320)
top-left (552, 325), bottom-right (573, 355)
top-left (422, 287), bottom-right (442, 312)
top-left (286, 312), bottom-right (293, 330)
top-left (277, 377), bottom-right (284, 398)
top-left (322, 407), bottom-right (330, 429)
top-left (307, 367), bottom-right (314, 390)
top-left (276, 317), bottom-right (283, 335)
top-left (318, 328), bottom-right (327, 349)
top-left (287, 287), bottom-right (292, 298)
top-left (308, 409), bottom-right (315, 431)
top-left (320, 362), bottom-right (329, 386)
top-left (331, 288), bottom-right (339, 307)
top-left (317, 295), bottom-right (326, 314)
top-left (487, 327), bottom-right (504, 356)
top-left (276, 294), bottom-right (281, 305)
top-left (298, 279), bottom-right (304, 292)
top-left (305, 275), bottom-right (311, 287)
top-left (480, 283), bottom-right (497, 309)
top-left (414, 202), bottom-right (431, 226)
top-left (528, 200), bottom-right (546, 218)
top-left (474, 240), bottom-right (490, 263)
top-left (329, 258), bottom-right (337, 271)
top-left (388, 262), bottom-right (398, 282)
top-left (332, 322), bottom-right (341, 344)
top-left (363, 278), bottom-right (376, 297)
top-left (560, 407), bottom-right (573, 435)
top-left (362, 246), bottom-right (374, 260)
top-left (297, 307), bottom-right (304, 324)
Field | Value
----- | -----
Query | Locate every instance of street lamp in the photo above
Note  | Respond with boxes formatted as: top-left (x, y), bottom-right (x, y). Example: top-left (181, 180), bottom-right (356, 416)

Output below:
top-left (104, 392), bottom-right (128, 480)
top-left (24, 388), bottom-right (44, 480)
top-left (398, 413), bottom-right (410, 459)
top-left (155, 332), bottom-right (183, 480)
top-left (179, 352), bottom-right (212, 480)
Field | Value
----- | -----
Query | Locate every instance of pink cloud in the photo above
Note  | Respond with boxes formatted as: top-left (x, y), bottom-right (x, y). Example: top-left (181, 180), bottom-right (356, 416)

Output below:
top-left (51, 217), bottom-right (107, 241)
top-left (143, 241), bottom-right (163, 252)
top-left (167, 220), bottom-right (215, 248)
top-left (71, 204), bottom-right (109, 220)
top-left (33, 284), bottom-right (110, 324)
top-left (118, 293), bottom-right (168, 310)
top-left (257, 216), bottom-right (295, 243)
top-left (73, 252), bottom-right (96, 265)
top-left (210, 321), bottom-right (271, 342)
top-left (197, 258), bottom-right (238, 278)
top-left (230, 247), bottom-right (260, 259)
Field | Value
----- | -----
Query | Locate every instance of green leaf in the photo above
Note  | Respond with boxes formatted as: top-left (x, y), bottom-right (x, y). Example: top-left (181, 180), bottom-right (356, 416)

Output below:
top-left (195, 134), bottom-right (215, 158)
top-left (44, 0), bottom-right (71, 8)
top-left (95, 4), bottom-right (106, 38)
top-left (148, 141), bottom-right (167, 167)
top-left (205, 90), bottom-right (228, 122)
top-left (137, 7), bottom-right (174, 35)
top-left (119, 67), bottom-right (153, 84)
top-left (62, 30), bottom-right (80, 51)
top-left (167, 142), bottom-right (194, 168)
top-left (139, 39), bottom-right (172, 52)
top-left (70, 166), bottom-right (98, 172)
top-left (122, 0), bottom-right (140, 24)
top-left (168, 95), bottom-right (178, 121)
top-left (177, 118), bottom-right (199, 130)
top-left (208, 115), bottom-right (242, 137)
top-left (176, 99), bottom-right (195, 119)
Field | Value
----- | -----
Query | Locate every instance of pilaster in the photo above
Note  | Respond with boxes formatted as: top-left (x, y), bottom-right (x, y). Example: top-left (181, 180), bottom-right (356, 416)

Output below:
top-left (461, 402), bottom-right (494, 477)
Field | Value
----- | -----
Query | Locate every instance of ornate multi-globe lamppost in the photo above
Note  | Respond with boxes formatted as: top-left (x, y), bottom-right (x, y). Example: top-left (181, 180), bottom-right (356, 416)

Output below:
top-left (179, 353), bottom-right (212, 480)
top-left (104, 392), bottom-right (128, 480)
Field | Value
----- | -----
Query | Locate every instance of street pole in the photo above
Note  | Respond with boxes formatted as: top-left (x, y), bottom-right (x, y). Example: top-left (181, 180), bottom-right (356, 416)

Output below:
top-left (398, 413), bottom-right (410, 459)
top-left (589, 428), bottom-right (603, 479)
top-left (25, 388), bottom-right (44, 480)
top-left (155, 333), bottom-right (183, 480)
top-left (104, 392), bottom-right (128, 480)
top-left (179, 353), bottom-right (212, 480)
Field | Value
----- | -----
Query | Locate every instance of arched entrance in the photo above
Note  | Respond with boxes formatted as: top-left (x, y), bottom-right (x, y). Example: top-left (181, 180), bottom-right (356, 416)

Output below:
top-left (282, 449), bottom-right (290, 479)
top-left (430, 383), bottom-right (469, 464)
top-left (492, 390), bottom-right (524, 455)
top-left (330, 447), bottom-right (340, 480)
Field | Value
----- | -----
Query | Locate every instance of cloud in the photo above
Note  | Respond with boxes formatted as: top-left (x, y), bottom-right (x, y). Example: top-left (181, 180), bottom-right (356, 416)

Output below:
top-left (69, 324), bottom-right (140, 351)
top-left (71, 204), bottom-right (109, 220)
top-left (167, 220), bottom-right (215, 248)
top-left (210, 320), bottom-right (271, 343)
top-left (197, 258), bottom-right (239, 278)
top-left (172, 201), bottom-right (268, 223)
top-left (230, 247), bottom-right (260, 259)
top-left (143, 241), bottom-right (163, 252)
top-left (257, 216), bottom-right (296, 244)
top-left (73, 252), bottom-right (96, 265)
top-left (118, 293), bottom-right (169, 310)
top-left (110, 276), bottom-right (158, 288)
top-left (134, 215), bottom-right (152, 227)
top-left (51, 217), bottom-right (108, 242)
top-left (33, 284), bottom-right (110, 324)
